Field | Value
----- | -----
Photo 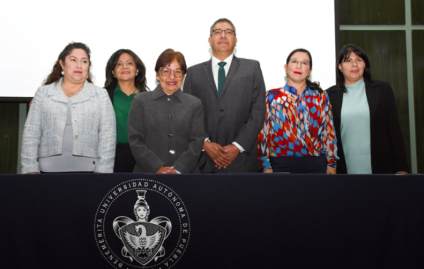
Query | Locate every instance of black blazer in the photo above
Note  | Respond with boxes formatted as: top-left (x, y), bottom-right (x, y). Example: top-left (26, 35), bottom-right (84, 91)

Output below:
top-left (106, 83), bottom-right (116, 104)
top-left (327, 80), bottom-right (408, 173)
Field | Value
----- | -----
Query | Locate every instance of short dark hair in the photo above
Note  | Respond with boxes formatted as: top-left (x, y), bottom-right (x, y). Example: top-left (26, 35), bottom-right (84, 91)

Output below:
top-left (104, 49), bottom-right (148, 91)
top-left (44, 42), bottom-right (93, 85)
top-left (155, 49), bottom-right (187, 75)
top-left (286, 48), bottom-right (322, 93)
top-left (336, 44), bottom-right (372, 92)
top-left (210, 18), bottom-right (236, 37)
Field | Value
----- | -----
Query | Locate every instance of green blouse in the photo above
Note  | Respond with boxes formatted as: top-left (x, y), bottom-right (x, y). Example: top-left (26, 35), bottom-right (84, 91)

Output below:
top-left (113, 84), bottom-right (139, 144)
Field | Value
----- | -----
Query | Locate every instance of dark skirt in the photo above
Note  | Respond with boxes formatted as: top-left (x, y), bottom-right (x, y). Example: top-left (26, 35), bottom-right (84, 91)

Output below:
top-left (114, 144), bottom-right (136, 173)
top-left (270, 155), bottom-right (327, 174)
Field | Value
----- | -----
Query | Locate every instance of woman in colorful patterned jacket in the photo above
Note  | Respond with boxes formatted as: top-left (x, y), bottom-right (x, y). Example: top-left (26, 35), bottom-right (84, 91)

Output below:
top-left (258, 48), bottom-right (337, 174)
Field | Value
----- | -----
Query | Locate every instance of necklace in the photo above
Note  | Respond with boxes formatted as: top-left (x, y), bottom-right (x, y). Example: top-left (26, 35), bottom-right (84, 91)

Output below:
top-left (62, 83), bottom-right (83, 98)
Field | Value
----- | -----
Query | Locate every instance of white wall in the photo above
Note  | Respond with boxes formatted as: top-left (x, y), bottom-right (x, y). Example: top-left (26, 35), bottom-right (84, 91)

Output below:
top-left (0, 0), bottom-right (335, 97)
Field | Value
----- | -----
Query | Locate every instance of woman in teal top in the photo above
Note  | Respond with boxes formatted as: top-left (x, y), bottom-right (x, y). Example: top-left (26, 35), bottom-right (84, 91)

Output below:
top-left (327, 44), bottom-right (408, 174)
top-left (105, 49), bottom-right (148, 172)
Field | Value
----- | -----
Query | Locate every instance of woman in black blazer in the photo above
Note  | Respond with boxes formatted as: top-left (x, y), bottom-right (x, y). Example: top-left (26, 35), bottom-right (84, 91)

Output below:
top-left (326, 44), bottom-right (408, 174)
top-left (105, 49), bottom-right (148, 172)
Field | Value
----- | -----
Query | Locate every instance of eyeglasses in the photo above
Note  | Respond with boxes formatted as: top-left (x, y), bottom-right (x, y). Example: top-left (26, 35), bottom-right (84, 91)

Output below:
top-left (289, 59), bottom-right (310, 66)
top-left (160, 67), bottom-right (183, 78)
top-left (212, 29), bottom-right (235, 37)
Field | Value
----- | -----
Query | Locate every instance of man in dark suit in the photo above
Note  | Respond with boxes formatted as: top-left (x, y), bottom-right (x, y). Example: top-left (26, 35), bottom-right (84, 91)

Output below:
top-left (183, 18), bottom-right (266, 173)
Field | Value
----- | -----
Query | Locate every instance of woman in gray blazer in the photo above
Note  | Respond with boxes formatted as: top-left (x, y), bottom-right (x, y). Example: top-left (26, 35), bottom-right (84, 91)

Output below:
top-left (128, 49), bottom-right (204, 174)
top-left (21, 42), bottom-right (116, 174)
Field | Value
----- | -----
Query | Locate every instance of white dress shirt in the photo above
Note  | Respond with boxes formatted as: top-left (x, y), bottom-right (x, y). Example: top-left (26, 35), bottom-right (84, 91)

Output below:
top-left (211, 54), bottom-right (234, 87)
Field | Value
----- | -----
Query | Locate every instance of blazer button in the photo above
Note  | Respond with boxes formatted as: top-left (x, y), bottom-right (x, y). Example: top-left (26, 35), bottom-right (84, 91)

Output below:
top-left (220, 109), bottom-right (224, 112)
top-left (168, 133), bottom-right (173, 137)
top-left (168, 115), bottom-right (172, 119)
top-left (169, 150), bottom-right (175, 154)
top-left (72, 105), bottom-right (75, 109)
top-left (73, 119), bottom-right (77, 123)
top-left (74, 135), bottom-right (78, 138)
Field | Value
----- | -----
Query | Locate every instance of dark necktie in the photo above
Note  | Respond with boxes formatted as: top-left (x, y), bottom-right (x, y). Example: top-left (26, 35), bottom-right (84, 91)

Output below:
top-left (218, 61), bottom-right (227, 96)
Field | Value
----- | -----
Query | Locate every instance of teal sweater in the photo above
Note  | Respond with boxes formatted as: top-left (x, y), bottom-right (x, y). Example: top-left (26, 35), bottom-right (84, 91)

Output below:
top-left (341, 78), bottom-right (372, 174)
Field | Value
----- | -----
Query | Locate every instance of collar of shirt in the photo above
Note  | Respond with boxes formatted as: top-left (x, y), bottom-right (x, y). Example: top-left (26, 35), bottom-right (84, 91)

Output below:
top-left (114, 83), bottom-right (139, 97)
top-left (284, 83), bottom-right (310, 97)
top-left (152, 84), bottom-right (183, 102)
top-left (211, 54), bottom-right (234, 88)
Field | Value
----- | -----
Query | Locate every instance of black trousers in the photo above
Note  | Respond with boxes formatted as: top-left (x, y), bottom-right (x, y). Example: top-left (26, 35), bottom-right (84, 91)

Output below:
top-left (270, 155), bottom-right (327, 174)
top-left (114, 144), bottom-right (136, 173)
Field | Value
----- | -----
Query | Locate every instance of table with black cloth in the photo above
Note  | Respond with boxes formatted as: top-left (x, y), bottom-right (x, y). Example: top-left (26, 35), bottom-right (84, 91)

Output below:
top-left (0, 173), bottom-right (423, 269)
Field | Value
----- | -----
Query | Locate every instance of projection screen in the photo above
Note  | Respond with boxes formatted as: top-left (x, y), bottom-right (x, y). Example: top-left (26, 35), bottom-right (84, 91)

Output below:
top-left (0, 0), bottom-right (335, 98)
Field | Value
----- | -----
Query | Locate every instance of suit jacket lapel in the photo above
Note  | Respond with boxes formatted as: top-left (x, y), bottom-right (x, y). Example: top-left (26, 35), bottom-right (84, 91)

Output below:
top-left (202, 59), bottom-right (219, 98)
top-left (221, 56), bottom-right (240, 97)
top-left (330, 88), bottom-right (343, 128)
top-left (71, 82), bottom-right (93, 104)
top-left (49, 82), bottom-right (69, 104)
top-left (365, 81), bottom-right (380, 118)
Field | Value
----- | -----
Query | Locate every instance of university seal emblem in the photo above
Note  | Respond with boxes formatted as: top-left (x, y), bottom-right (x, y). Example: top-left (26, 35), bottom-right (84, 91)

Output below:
top-left (94, 179), bottom-right (190, 269)
top-left (113, 190), bottom-right (171, 265)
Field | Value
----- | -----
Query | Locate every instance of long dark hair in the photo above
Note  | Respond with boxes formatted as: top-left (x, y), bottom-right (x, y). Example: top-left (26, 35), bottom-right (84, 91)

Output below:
top-left (336, 44), bottom-right (372, 92)
top-left (43, 42), bottom-right (93, 85)
top-left (286, 48), bottom-right (323, 93)
top-left (104, 49), bottom-right (148, 91)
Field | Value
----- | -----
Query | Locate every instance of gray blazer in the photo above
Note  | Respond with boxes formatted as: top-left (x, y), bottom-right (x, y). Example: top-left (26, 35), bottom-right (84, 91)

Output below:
top-left (21, 78), bottom-right (116, 173)
top-left (183, 56), bottom-right (266, 173)
top-left (128, 85), bottom-right (205, 173)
